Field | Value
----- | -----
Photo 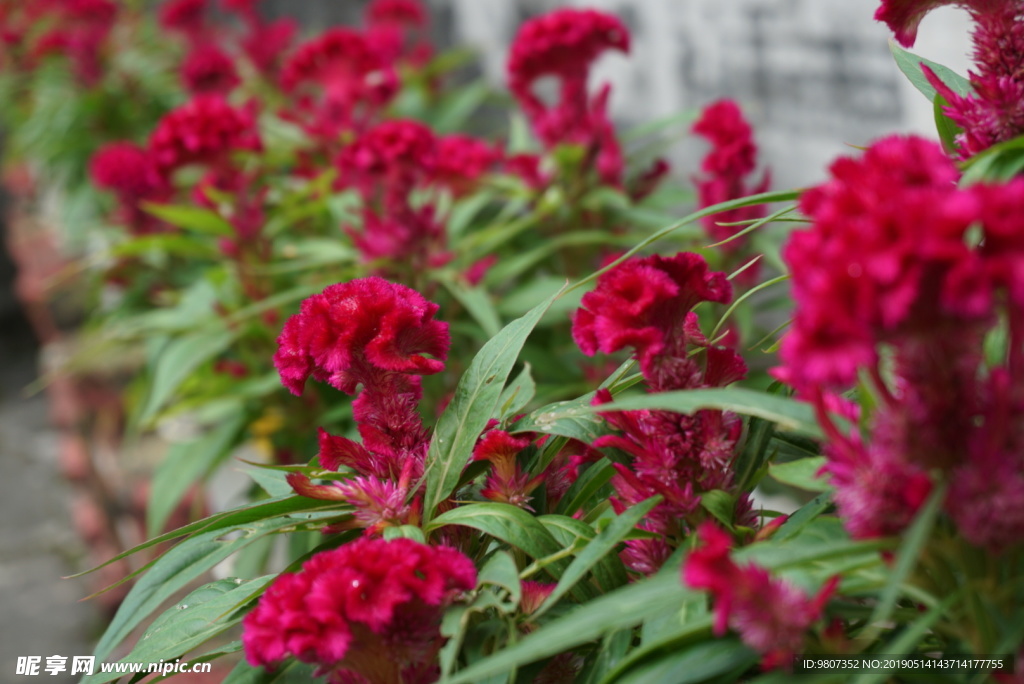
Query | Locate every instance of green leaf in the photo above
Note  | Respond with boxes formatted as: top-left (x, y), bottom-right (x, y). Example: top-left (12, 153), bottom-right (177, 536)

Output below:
top-left (72, 496), bottom-right (334, 580)
top-left (567, 188), bottom-right (801, 296)
top-left (422, 290), bottom-right (561, 519)
top-left (934, 94), bottom-right (963, 155)
top-left (768, 456), bottom-right (832, 493)
top-left (478, 550), bottom-right (523, 603)
top-left (440, 276), bottom-right (502, 337)
top-left (433, 80), bottom-right (492, 133)
top-left (141, 202), bottom-right (235, 236)
top-left (699, 490), bottom-right (737, 527)
top-left (774, 492), bottom-right (833, 542)
top-left (513, 392), bottom-right (608, 444)
top-left (556, 459), bottom-right (616, 517)
top-left (147, 412), bottom-right (246, 537)
top-left (538, 388), bottom-right (823, 439)
top-left (111, 233), bottom-right (219, 259)
top-left (498, 363), bottom-right (536, 422)
top-left (443, 571), bottom-right (691, 683)
top-left (533, 497), bottom-right (660, 620)
top-left (889, 41), bottom-right (972, 102)
top-left (851, 591), bottom-right (962, 684)
top-left (87, 577), bottom-right (274, 684)
top-left (87, 508), bottom-right (339, 668)
top-left (862, 483), bottom-right (947, 640)
top-left (382, 525), bottom-right (427, 544)
top-left (137, 327), bottom-right (238, 425)
top-left (609, 638), bottom-right (757, 684)
top-left (426, 503), bottom-right (562, 564)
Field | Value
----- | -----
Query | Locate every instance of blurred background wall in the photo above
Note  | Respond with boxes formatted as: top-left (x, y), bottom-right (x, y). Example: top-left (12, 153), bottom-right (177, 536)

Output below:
top-left (0, 0), bottom-right (975, 321)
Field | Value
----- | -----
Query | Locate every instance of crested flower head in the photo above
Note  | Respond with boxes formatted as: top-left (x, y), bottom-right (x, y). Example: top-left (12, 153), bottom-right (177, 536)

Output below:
top-left (243, 537), bottom-right (476, 683)
top-left (507, 8), bottom-right (629, 95)
top-left (90, 142), bottom-right (166, 199)
top-left (692, 99), bottom-right (770, 256)
top-left (431, 134), bottom-right (500, 197)
top-left (280, 27), bottom-right (398, 137)
top-left (159, 0), bottom-right (208, 40)
top-left (506, 8), bottom-right (630, 184)
top-left (148, 95), bottom-right (261, 174)
top-left (874, 0), bottom-right (1008, 47)
top-left (181, 44), bottom-right (240, 95)
top-left (878, 1), bottom-right (1024, 156)
top-left (780, 135), bottom-right (975, 389)
top-left (274, 277), bottom-right (450, 396)
top-left (241, 17), bottom-right (297, 77)
top-left (684, 523), bottom-right (838, 669)
top-left (572, 252), bottom-right (732, 377)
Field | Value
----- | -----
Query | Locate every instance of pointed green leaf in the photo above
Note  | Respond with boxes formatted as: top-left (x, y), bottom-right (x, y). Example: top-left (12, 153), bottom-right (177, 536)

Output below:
top-left (87, 577), bottom-right (274, 684)
top-left (138, 327), bottom-right (238, 425)
top-left (889, 41), bottom-right (972, 102)
top-left (537, 388), bottom-right (823, 439)
top-left (426, 503), bottom-right (562, 563)
top-left (141, 202), bottom-right (235, 236)
top-left (147, 412), bottom-right (246, 536)
top-left (533, 497), bottom-right (659, 620)
top-left (768, 456), bottom-right (832, 493)
top-left (423, 290), bottom-right (561, 519)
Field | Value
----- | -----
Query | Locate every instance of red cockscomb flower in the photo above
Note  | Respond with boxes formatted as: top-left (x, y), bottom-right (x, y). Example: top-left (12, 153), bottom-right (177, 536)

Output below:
top-left (692, 99), bottom-right (770, 257)
top-left (684, 523), bottom-right (838, 669)
top-left (507, 8), bottom-right (630, 185)
top-left (274, 277), bottom-right (450, 396)
top-left (572, 252), bottom-right (732, 381)
top-left (243, 537), bottom-right (476, 683)
top-left (181, 44), bottom-right (240, 95)
top-left (148, 95), bottom-right (261, 174)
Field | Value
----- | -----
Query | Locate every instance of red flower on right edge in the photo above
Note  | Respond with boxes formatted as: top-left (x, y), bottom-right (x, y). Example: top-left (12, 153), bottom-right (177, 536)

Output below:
top-left (778, 134), bottom-right (1024, 552)
top-left (876, 0), bottom-right (1024, 157)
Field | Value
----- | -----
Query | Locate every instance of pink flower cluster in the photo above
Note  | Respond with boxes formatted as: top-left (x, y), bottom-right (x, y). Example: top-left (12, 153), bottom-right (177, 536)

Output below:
top-left (692, 100), bottom-right (770, 268)
top-left (507, 8), bottom-right (629, 185)
top-left (334, 120), bottom-right (496, 271)
top-left (89, 142), bottom-right (171, 234)
top-left (148, 95), bottom-right (261, 174)
top-left (91, 94), bottom-right (262, 236)
top-left (573, 253), bottom-right (753, 574)
top-left (10, 0), bottom-right (119, 84)
top-left (275, 278), bottom-right (450, 533)
top-left (243, 537), bottom-right (476, 684)
top-left (877, 0), bottom-right (1024, 157)
top-left (281, 27), bottom-right (399, 140)
top-left (684, 524), bottom-right (837, 668)
top-left (780, 134), bottom-right (1024, 550)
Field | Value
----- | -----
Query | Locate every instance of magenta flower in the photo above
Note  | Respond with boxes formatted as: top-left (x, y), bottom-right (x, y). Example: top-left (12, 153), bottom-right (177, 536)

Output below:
top-left (89, 142), bottom-right (172, 234)
top-left (148, 95), bottom-right (261, 175)
top-left (692, 100), bottom-right (770, 259)
top-left (181, 44), bottom-right (240, 95)
top-left (572, 252), bottom-right (733, 386)
top-left (875, 0), bottom-right (1007, 47)
top-left (877, 1), bottom-right (1024, 156)
top-left (780, 135), bottom-right (972, 389)
top-left (243, 537), bottom-right (476, 684)
top-left (274, 277), bottom-right (450, 397)
top-left (280, 28), bottom-right (398, 139)
top-left (472, 429), bottom-right (544, 509)
top-left (684, 523), bottom-right (838, 669)
top-left (507, 8), bottom-right (630, 185)
top-left (432, 134), bottom-right (500, 197)
top-left (365, 0), bottom-right (432, 65)
top-left (158, 0), bottom-right (208, 42)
